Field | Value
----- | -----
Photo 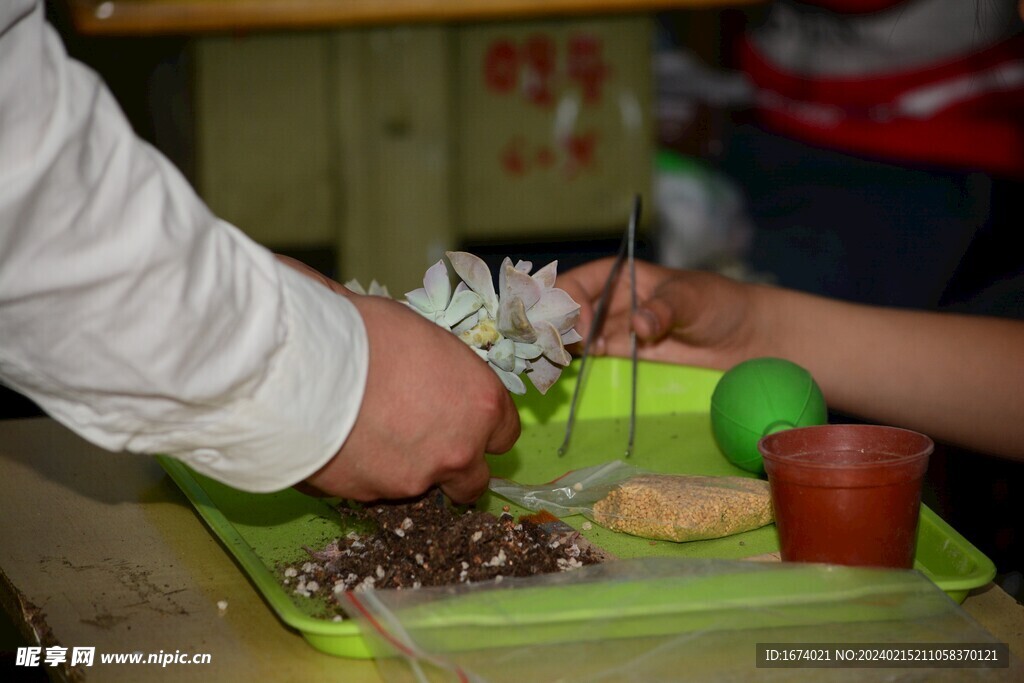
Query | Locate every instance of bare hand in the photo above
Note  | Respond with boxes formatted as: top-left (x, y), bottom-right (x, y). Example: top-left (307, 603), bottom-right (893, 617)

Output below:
top-left (556, 258), bottom-right (760, 371)
top-left (563, 258), bottom-right (1024, 462)
top-left (279, 256), bottom-right (521, 503)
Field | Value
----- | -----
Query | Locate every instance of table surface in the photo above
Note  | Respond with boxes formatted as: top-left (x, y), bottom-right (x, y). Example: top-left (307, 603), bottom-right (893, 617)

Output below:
top-left (1, 417), bottom-right (1022, 681)
top-left (66, 0), bottom-right (763, 35)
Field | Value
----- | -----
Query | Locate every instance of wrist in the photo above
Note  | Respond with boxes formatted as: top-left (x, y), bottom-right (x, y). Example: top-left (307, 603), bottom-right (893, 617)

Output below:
top-left (740, 282), bottom-right (786, 362)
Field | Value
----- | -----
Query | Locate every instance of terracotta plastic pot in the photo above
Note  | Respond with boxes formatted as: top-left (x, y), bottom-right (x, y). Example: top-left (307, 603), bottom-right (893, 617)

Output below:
top-left (759, 424), bottom-right (933, 569)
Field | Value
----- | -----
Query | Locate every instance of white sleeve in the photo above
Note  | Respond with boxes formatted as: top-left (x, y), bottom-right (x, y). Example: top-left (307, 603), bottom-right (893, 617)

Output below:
top-left (0, 1), bottom-right (368, 492)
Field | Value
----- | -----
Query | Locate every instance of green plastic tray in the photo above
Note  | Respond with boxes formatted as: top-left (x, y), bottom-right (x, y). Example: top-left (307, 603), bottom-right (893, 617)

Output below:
top-left (159, 358), bottom-right (996, 658)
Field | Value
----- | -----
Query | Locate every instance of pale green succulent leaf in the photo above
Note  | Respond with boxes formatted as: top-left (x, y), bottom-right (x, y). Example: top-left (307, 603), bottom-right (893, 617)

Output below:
top-left (492, 364), bottom-right (527, 395)
top-left (404, 288), bottom-right (433, 314)
top-left (367, 280), bottom-right (391, 298)
top-left (513, 342), bottom-right (542, 360)
top-left (344, 279), bottom-right (367, 295)
top-left (451, 310), bottom-right (481, 335)
top-left (444, 290), bottom-right (484, 327)
top-left (487, 338), bottom-right (517, 372)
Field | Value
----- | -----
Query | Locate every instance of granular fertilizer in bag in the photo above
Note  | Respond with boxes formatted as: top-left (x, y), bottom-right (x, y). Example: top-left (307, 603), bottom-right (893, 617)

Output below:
top-left (591, 474), bottom-right (773, 542)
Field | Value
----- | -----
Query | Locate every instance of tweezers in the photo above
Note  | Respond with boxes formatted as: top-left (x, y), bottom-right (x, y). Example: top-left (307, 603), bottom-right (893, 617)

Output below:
top-left (558, 194), bottom-right (640, 457)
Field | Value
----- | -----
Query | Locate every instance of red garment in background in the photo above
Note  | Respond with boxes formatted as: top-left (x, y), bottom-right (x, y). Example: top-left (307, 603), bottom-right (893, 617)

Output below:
top-left (740, 0), bottom-right (1024, 176)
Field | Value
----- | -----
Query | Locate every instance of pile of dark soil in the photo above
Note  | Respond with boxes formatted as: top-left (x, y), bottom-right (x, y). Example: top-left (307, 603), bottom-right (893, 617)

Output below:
top-left (280, 490), bottom-right (603, 613)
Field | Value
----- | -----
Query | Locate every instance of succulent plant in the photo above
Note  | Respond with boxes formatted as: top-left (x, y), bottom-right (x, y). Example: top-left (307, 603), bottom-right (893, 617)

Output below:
top-left (343, 279), bottom-right (391, 298)
top-left (346, 251), bottom-right (581, 395)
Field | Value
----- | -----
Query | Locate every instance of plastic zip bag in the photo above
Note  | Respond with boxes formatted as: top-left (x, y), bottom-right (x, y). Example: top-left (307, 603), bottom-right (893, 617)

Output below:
top-left (489, 460), bottom-right (773, 542)
top-left (342, 557), bottom-right (1018, 683)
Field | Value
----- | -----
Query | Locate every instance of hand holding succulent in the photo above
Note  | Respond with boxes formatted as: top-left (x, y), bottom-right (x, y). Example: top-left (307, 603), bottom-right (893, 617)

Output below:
top-left (346, 252), bottom-right (581, 395)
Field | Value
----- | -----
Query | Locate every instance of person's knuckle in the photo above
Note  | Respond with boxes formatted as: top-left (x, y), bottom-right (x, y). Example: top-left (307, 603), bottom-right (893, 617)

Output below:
top-left (474, 384), bottom-right (508, 421)
top-left (441, 443), bottom-right (479, 473)
top-left (395, 474), bottom-right (432, 500)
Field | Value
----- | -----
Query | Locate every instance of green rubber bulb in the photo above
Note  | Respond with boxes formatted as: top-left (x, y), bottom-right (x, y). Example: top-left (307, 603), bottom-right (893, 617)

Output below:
top-left (710, 357), bottom-right (827, 474)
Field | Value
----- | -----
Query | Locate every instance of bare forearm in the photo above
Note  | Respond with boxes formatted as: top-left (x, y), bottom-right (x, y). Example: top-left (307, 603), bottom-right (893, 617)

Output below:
top-left (754, 286), bottom-right (1024, 460)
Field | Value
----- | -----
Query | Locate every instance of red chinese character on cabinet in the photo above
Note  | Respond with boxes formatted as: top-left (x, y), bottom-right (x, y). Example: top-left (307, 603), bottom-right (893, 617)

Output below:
top-left (562, 130), bottom-right (599, 178)
top-left (485, 33), bottom-right (611, 178)
top-left (521, 34), bottom-right (556, 107)
top-left (567, 34), bottom-right (611, 105)
top-left (484, 39), bottom-right (518, 94)
top-left (500, 136), bottom-right (528, 176)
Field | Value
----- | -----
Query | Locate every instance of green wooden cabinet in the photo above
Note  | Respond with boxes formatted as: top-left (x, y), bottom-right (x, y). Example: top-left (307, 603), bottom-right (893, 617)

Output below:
top-left (194, 17), bottom-right (652, 294)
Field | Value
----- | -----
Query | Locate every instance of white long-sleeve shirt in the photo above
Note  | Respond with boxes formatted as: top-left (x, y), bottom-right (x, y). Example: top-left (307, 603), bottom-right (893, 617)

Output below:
top-left (0, 0), bottom-right (368, 491)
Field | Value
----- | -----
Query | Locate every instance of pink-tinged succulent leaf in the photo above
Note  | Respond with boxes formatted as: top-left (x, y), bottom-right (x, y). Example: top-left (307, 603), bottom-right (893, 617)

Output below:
top-left (561, 328), bottom-right (584, 345)
top-left (526, 355), bottom-right (563, 395)
top-left (501, 262), bottom-right (542, 311)
top-left (447, 251), bottom-right (498, 315)
top-left (514, 260), bottom-right (533, 274)
top-left (534, 320), bottom-right (572, 366)
top-left (404, 287), bottom-right (433, 315)
top-left (527, 288), bottom-right (581, 334)
top-left (497, 296), bottom-right (538, 343)
top-left (491, 364), bottom-right (527, 395)
top-left (531, 261), bottom-right (558, 289)
top-left (487, 338), bottom-right (517, 372)
top-left (497, 257), bottom-right (514, 299)
top-left (423, 260), bottom-right (451, 312)
top-left (443, 290), bottom-right (483, 327)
